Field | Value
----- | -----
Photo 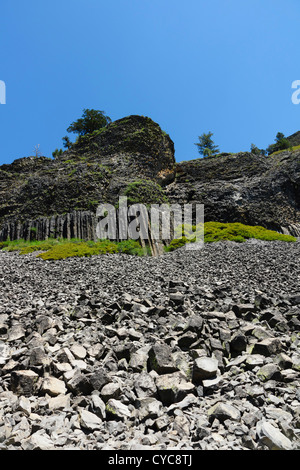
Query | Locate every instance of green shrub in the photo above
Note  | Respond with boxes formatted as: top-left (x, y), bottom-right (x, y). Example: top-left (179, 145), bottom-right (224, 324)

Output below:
top-left (20, 240), bottom-right (58, 254)
top-left (52, 148), bottom-right (63, 159)
top-left (174, 223), bottom-right (204, 241)
top-left (165, 222), bottom-right (296, 251)
top-left (35, 238), bottom-right (148, 260)
top-left (117, 239), bottom-right (146, 256)
top-left (1, 239), bottom-right (26, 251)
top-left (0, 238), bottom-right (60, 253)
top-left (0, 237), bottom-right (149, 259)
top-left (204, 222), bottom-right (296, 243)
top-left (123, 180), bottom-right (169, 207)
top-left (0, 241), bottom-right (9, 250)
top-left (37, 240), bottom-right (118, 260)
top-left (165, 236), bottom-right (189, 252)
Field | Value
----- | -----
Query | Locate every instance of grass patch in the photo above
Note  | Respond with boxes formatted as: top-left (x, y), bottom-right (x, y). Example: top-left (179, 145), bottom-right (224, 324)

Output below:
top-left (39, 239), bottom-right (146, 259)
top-left (0, 237), bottom-right (146, 259)
top-left (165, 222), bottom-right (297, 251)
top-left (0, 238), bottom-right (60, 253)
top-left (1, 222), bottom-right (296, 258)
top-left (38, 240), bottom-right (118, 260)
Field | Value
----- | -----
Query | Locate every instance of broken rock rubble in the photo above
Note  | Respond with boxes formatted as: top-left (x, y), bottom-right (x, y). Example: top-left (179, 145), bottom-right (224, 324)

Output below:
top-left (0, 240), bottom-right (299, 449)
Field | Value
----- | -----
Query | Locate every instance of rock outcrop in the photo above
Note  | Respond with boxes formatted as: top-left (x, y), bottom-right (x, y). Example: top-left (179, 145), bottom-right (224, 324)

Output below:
top-left (0, 115), bottom-right (300, 241)
top-left (168, 150), bottom-right (300, 237)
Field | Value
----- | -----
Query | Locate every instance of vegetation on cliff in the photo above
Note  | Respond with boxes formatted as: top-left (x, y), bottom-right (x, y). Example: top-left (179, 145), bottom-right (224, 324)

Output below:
top-left (0, 112), bottom-right (300, 247)
top-left (122, 180), bottom-right (169, 207)
top-left (67, 109), bottom-right (112, 137)
top-left (165, 222), bottom-right (297, 252)
top-left (0, 115), bottom-right (176, 228)
top-left (195, 132), bottom-right (219, 157)
top-left (194, 129), bottom-right (299, 158)
top-left (0, 221), bottom-right (296, 260)
top-left (0, 238), bottom-right (147, 259)
top-left (266, 132), bottom-right (292, 155)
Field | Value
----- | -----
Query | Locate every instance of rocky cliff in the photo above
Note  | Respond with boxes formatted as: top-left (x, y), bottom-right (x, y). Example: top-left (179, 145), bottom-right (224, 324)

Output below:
top-left (0, 115), bottom-right (300, 241)
top-left (167, 150), bottom-right (300, 237)
top-left (0, 116), bottom-right (175, 242)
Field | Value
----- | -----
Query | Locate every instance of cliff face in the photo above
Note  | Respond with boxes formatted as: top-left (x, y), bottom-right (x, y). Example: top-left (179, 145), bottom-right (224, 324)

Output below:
top-left (286, 130), bottom-right (300, 147)
top-left (0, 115), bottom-right (300, 241)
top-left (170, 150), bottom-right (300, 236)
top-left (0, 116), bottom-right (175, 241)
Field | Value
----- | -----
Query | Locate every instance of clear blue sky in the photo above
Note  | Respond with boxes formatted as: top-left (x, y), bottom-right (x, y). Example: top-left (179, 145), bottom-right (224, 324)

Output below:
top-left (1, 0), bottom-right (300, 164)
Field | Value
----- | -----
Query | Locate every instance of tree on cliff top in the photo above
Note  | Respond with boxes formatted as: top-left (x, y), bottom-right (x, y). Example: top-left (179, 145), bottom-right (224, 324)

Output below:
top-left (266, 132), bottom-right (291, 155)
top-left (66, 108), bottom-right (112, 137)
top-left (195, 132), bottom-right (219, 157)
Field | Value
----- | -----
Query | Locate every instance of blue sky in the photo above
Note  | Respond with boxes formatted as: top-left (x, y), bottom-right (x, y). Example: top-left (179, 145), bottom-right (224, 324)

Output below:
top-left (0, 0), bottom-right (300, 164)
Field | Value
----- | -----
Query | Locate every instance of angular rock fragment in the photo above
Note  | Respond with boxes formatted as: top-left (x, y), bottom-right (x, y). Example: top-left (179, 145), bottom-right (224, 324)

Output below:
top-left (7, 324), bottom-right (25, 342)
top-left (105, 399), bottom-right (131, 420)
top-left (208, 402), bottom-right (241, 423)
top-left (134, 371), bottom-right (157, 398)
top-left (40, 377), bottom-right (67, 397)
top-left (169, 292), bottom-right (185, 306)
top-left (252, 338), bottom-right (282, 356)
top-left (257, 364), bottom-right (282, 382)
top-left (35, 315), bottom-right (54, 335)
top-left (167, 394), bottom-right (198, 414)
top-left (47, 394), bottom-right (71, 411)
top-left (90, 393), bottom-right (106, 420)
top-left (232, 303), bottom-right (256, 317)
top-left (70, 344), bottom-right (87, 360)
top-left (148, 343), bottom-right (178, 375)
top-left (66, 371), bottom-right (92, 395)
top-left (192, 356), bottom-right (219, 383)
top-left (185, 315), bottom-right (204, 335)
top-left (80, 409), bottom-right (102, 431)
top-left (89, 368), bottom-right (110, 391)
top-left (22, 430), bottom-right (55, 450)
top-left (29, 347), bottom-right (50, 367)
top-left (100, 382), bottom-right (121, 402)
top-left (16, 396), bottom-right (31, 416)
top-left (10, 370), bottom-right (39, 396)
top-left (0, 341), bottom-right (10, 365)
top-left (155, 371), bottom-right (195, 405)
top-left (230, 333), bottom-right (247, 353)
top-left (177, 331), bottom-right (198, 350)
top-left (136, 397), bottom-right (163, 421)
top-left (245, 354), bottom-right (265, 370)
top-left (129, 347), bottom-right (149, 372)
top-left (256, 421), bottom-right (293, 450)
top-left (55, 347), bottom-right (75, 364)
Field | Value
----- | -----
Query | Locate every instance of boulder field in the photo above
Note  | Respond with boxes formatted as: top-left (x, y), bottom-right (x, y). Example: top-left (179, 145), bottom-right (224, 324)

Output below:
top-left (0, 239), bottom-right (299, 450)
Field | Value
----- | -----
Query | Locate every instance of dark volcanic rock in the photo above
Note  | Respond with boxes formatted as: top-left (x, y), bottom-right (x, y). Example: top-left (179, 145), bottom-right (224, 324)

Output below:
top-left (167, 150), bottom-right (300, 236)
top-left (1, 117), bottom-right (300, 241)
top-left (0, 115), bottom-right (175, 241)
top-left (148, 343), bottom-right (178, 375)
top-left (0, 240), bottom-right (299, 450)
